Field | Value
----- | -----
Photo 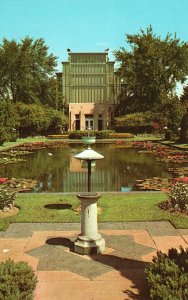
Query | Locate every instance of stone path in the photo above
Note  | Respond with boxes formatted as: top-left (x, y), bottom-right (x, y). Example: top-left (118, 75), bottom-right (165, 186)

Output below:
top-left (0, 222), bottom-right (188, 300)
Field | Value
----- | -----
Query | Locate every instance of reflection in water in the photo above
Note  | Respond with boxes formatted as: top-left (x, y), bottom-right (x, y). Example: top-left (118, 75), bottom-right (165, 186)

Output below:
top-left (0, 144), bottom-right (181, 192)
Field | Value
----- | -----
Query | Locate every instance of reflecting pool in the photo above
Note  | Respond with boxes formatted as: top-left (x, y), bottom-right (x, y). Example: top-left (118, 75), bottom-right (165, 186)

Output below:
top-left (0, 144), bottom-right (182, 192)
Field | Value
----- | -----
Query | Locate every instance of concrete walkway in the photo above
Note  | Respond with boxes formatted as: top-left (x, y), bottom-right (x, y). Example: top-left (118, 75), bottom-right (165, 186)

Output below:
top-left (0, 221), bottom-right (188, 300)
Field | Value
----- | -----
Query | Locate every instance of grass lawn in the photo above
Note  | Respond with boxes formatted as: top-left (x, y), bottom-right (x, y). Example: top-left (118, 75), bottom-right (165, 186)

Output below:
top-left (1, 192), bottom-right (188, 231)
top-left (0, 137), bottom-right (48, 152)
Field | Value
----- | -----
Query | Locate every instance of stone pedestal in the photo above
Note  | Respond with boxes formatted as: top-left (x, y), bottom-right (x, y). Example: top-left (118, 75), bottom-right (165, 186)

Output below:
top-left (74, 193), bottom-right (105, 255)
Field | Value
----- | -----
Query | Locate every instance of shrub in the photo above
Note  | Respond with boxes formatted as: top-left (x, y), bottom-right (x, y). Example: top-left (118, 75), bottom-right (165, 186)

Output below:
top-left (179, 111), bottom-right (188, 143)
top-left (68, 130), bottom-right (89, 139)
top-left (0, 259), bottom-right (37, 300)
top-left (168, 180), bottom-right (188, 212)
top-left (95, 130), bottom-right (111, 139)
top-left (114, 111), bottom-right (162, 134)
top-left (0, 189), bottom-right (16, 211)
top-left (0, 100), bottom-right (18, 142)
top-left (109, 132), bottom-right (134, 139)
top-left (47, 134), bottom-right (68, 139)
top-left (145, 247), bottom-right (188, 300)
top-left (8, 132), bottom-right (17, 142)
top-left (15, 102), bottom-right (67, 137)
top-left (0, 128), bottom-right (7, 145)
top-left (69, 130), bottom-right (111, 139)
top-left (164, 129), bottom-right (173, 140)
top-left (68, 130), bottom-right (135, 139)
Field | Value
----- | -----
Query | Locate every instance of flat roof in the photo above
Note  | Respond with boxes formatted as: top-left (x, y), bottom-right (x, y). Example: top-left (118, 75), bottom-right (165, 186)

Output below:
top-left (67, 52), bottom-right (108, 55)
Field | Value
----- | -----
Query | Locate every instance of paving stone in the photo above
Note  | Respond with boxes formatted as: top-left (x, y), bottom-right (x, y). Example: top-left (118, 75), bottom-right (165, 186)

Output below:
top-left (1, 221), bottom-right (185, 300)
top-left (103, 234), bottom-right (155, 259)
top-left (27, 244), bottom-right (112, 280)
top-left (177, 229), bottom-right (188, 235)
top-left (26, 232), bottom-right (155, 280)
top-left (122, 221), bottom-right (179, 236)
top-left (3, 223), bottom-right (81, 238)
top-left (2, 221), bottom-right (180, 238)
top-left (98, 222), bottom-right (125, 230)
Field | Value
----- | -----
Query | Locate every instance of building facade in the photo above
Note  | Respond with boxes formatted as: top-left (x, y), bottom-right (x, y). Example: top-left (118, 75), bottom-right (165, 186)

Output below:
top-left (59, 51), bottom-right (120, 131)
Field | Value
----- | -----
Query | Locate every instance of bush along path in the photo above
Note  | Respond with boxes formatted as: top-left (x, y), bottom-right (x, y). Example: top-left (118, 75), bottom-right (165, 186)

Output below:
top-left (145, 247), bottom-right (188, 300)
top-left (0, 259), bottom-right (37, 300)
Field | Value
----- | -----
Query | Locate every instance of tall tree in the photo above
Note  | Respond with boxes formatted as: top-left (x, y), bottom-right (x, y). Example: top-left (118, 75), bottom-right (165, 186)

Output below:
top-left (179, 84), bottom-right (188, 143)
top-left (0, 37), bottom-right (57, 104)
top-left (180, 84), bottom-right (188, 104)
top-left (114, 26), bottom-right (188, 113)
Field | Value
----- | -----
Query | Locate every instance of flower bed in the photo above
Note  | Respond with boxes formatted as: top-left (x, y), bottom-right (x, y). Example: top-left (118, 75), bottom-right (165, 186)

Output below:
top-left (109, 132), bottom-right (134, 139)
top-left (47, 134), bottom-right (68, 139)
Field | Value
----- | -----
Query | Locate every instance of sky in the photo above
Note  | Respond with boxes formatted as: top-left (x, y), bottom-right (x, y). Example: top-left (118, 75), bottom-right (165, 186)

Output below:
top-left (0, 0), bottom-right (188, 92)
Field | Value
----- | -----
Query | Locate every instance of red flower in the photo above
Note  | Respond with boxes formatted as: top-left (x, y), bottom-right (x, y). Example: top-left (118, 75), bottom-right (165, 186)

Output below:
top-left (173, 177), bottom-right (188, 183)
top-left (0, 178), bottom-right (9, 184)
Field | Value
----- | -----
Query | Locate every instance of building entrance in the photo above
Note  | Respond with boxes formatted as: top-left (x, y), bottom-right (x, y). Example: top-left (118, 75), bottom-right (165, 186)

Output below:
top-left (75, 114), bottom-right (80, 130)
top-left (85, 114), bottom-right (94, 130)
top-left (98, 114), bottom-right (103, 131)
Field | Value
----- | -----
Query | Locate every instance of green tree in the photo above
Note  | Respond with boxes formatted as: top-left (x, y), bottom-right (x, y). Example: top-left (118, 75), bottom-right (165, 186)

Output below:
top-left (179, 85), bottom-right (188, 143)
top-left (114, 26), bottom-right (188, 113)
top-left (0, 99), bottom-right (18, 142)
top-left (180, 84), bottom-right (188, 112)
top-left (180, 84), bottom-right (188, 102)
top-left (0, 37), bottom-right (57, 104)
top-left (157, 94), bottom-right (184, 131)
top-left (15, 102), bottom-right (66, 137)
top-left (179, 111), bottom-right (188, 143)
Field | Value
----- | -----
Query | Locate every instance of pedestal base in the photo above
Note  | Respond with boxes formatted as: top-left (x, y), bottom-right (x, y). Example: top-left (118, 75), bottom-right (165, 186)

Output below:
top-left (74, 235), bottom-right (105, 255)
top-left (74, 192), bottom-right (105, 255)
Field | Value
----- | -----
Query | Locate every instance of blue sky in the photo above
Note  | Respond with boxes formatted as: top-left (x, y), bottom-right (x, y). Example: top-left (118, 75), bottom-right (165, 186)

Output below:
top-left (0, 0), bottom-right (187, 74)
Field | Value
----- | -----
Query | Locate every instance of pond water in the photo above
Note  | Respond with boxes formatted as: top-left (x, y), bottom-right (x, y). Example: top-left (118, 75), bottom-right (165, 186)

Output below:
top-left (0, 143), bottom-right (181, 193)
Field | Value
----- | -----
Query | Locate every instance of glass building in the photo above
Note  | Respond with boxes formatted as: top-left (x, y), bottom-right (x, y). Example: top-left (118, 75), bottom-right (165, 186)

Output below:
top-left (57, 51), bottom-right (120, 131)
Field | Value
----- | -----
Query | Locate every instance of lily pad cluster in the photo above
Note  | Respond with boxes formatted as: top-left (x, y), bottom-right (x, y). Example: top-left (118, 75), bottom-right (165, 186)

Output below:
top-left (133, 141), bottom-right (188, 163)
top-left (168, 167), bottom-right (188, 177)
top-left (0, 178), bottom-right (38, 193)
top-left (133, 141), bottom-right (188, 191)
top-left (0, 156), bottom-right (26, 165)
top-left (135, 177), bottom-right (172, 192)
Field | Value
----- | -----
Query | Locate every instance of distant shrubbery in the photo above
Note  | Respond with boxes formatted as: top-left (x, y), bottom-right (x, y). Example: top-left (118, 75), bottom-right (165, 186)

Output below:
top-left (164, 129), bottom-right (173, 140)
top-left (0, 100), bottom-right (18, 145)
top-left (68, 130), bottom-right (87, 139)
top-left (114, 111), bottom-right (163, 134)
top-left (109, 132), bottom-right (134, 139)
top-left (68, 130), bottom-right (134, 139)
top-left (68, 130), bottom-right (112, 139)
top-left (179, 111), bottom-right (188, 143)
top-left (16, 102), bottom-right (67, 137)
top-left (0, 128), bottom-right (7, 145)
top-left (47, 134), bottom-right (68, 139)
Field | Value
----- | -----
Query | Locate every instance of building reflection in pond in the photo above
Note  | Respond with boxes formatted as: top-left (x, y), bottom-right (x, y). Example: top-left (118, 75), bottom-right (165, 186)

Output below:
top-left (62, 153), bottom-right (123, 193)
top-left (0, 145), bottom-right (174, 193)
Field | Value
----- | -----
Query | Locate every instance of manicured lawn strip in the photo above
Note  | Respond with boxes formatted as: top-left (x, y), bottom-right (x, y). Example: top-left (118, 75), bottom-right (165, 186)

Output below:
top-left (98, 193), bottom-right (188, 228)
top-left (0, 137), bottom-right (48, 151)
top-left (1, 192), bottom-right (188, 231)
top-left (14, 194), bottom-right (80, 223)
